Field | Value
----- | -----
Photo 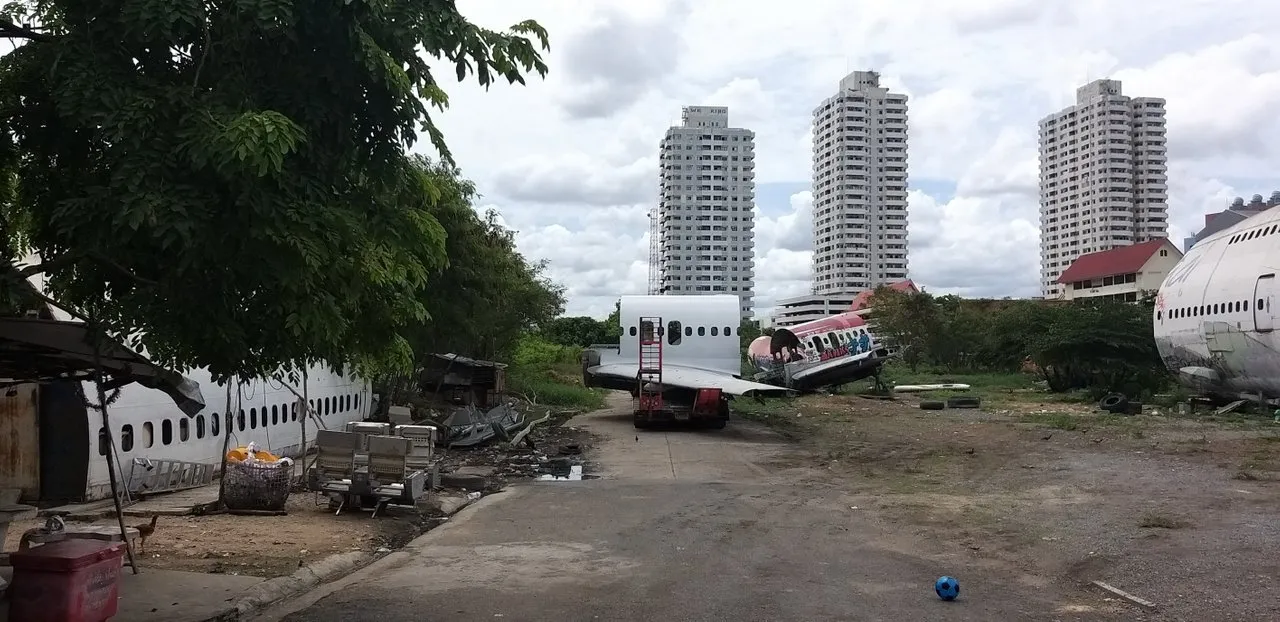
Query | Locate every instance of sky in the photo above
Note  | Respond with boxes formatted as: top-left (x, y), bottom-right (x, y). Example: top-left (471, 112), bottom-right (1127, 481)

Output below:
top-left (425, 0), bottom-right (1280, 320)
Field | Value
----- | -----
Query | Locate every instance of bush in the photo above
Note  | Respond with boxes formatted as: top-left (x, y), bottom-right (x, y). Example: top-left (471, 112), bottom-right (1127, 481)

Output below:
top-left (867, 288), bottom-right (1172, 398)
top-left (507, 334), bottom-right (604, 409)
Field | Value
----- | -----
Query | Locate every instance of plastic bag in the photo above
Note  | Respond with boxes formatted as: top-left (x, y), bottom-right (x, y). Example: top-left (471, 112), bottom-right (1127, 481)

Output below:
top-left (226, 441), bottom-right (282, 465)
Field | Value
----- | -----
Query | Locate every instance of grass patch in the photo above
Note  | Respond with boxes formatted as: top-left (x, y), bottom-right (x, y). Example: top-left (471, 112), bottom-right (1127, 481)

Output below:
top-left (731, 397), bottom-right (800, 428)
top-left (507, 362), bottom-right (606, 410)
top-left (885, 365), bottom-right (1090, 406)
top-left (1019, 412), bottom-right (1083, 431)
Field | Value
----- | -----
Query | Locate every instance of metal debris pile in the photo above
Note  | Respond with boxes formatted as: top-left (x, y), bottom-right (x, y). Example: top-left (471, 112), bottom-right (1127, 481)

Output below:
top-left (433, 413), bottom-right (591, 482)
top-left (436, 402), bottom-right (529, 448)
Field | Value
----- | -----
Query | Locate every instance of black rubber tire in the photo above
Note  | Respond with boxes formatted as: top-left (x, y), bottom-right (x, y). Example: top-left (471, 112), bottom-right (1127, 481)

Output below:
top-left (919, 400), bottom-right (946, 410)
top-left (1099, 393), bottom-right (1129, 413)
top-left (632, 414), bottom-right (649, 429)
top-left (702, 417), bottom-right (728, 430)
top-left (946, 396), bottom-right (982, 409)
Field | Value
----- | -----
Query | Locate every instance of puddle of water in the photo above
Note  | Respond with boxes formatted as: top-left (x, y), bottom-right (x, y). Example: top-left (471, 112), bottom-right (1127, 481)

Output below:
top-left (539, 465), bottom-right (584, 481)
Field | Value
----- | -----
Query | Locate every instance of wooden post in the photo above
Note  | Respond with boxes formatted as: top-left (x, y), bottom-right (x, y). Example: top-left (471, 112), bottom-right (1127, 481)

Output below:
top-left (91, 339), bottom-right (139, 574)
top-left (217, 381), bottom-right (233, 507)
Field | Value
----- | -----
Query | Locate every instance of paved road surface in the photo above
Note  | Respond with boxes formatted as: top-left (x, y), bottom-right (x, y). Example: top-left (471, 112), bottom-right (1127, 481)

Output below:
top-left (258, 393), bottom-right (1128, 622)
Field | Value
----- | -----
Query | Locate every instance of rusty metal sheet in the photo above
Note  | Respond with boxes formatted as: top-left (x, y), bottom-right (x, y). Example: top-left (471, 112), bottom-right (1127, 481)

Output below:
top-left (0, 383), bottom-right (40, 500)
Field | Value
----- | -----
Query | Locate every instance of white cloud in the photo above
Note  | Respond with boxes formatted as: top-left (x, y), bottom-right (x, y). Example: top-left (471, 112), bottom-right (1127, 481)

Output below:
top-left (424, 0), bottom-right (1280, 318)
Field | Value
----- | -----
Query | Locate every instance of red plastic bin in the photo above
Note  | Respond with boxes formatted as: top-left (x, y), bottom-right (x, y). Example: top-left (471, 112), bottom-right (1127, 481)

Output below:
top-left (7, 539), bottom-right (126, 622)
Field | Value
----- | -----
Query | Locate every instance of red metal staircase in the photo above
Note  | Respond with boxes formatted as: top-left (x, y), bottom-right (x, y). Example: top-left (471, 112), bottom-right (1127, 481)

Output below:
top-left (637, 317), bottom-right (663, 411)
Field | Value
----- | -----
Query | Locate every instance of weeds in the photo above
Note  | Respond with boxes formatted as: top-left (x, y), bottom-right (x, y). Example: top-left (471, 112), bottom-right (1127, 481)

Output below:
top-left (1138, 511), bottom-right (1188, 529)
top-left (507, 362), bottom-right (606, 410)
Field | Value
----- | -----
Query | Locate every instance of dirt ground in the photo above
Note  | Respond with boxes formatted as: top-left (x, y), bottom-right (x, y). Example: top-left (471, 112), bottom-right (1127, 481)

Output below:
top-left (742, 387), bottom-right (1280, 620)
top-left (2, 410), bottom-right (594, 579)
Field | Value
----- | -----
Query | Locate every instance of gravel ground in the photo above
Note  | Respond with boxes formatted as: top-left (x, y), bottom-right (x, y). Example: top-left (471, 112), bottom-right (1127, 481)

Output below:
top-left (761, 392), bottom-right (1280, 622)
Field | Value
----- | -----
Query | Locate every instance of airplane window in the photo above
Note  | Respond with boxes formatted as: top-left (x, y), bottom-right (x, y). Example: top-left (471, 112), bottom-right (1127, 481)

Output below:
top-left (711, 327), bottom-right (719, 336)
top-left (629, 326), bottom-right (637, 337)
top-left (211, 413), bottom-right (220, 437)
top-left (1213, 304), bottom-right (1219, 314)
top-left (697, 326), bottom-right (706, 336)
top-left (685, 326), bottom-right (692, 336)
top-left (724, 326), bottom-right (732, 336)
top-left (1157, 311), bottom-right (1162, 320)
top-left (121, 425), bottom-right (134, 452)
top-left (811, 336), bottom-right (825, 352)
top-left (667, 321), bottom-right (682, 346)
top-left (143, 421), bottom-right (154, 448)
top-left (1259, 298), bottom-right (1265, 310)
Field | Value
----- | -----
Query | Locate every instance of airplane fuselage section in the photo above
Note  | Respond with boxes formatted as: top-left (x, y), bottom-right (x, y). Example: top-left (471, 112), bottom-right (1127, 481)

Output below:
top-left (1153, 206), bottom-right (1280, 399)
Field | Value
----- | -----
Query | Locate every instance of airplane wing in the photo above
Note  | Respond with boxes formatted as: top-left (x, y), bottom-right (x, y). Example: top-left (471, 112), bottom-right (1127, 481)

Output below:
top-left (587, 362), bottom-right (793, 397)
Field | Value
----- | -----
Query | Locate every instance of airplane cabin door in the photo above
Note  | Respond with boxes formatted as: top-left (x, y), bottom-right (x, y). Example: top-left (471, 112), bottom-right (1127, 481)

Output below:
top-left (1254, 274), bottom-right (1276, 332)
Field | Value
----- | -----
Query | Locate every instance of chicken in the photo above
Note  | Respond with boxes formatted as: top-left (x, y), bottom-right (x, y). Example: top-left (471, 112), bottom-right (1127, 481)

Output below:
top-left (131, 515), bottom-right (159, 554)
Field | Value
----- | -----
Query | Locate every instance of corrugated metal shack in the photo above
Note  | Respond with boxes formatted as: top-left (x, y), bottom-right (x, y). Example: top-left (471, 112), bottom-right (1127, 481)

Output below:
top-left (419, 354), bottom-right (507, 408)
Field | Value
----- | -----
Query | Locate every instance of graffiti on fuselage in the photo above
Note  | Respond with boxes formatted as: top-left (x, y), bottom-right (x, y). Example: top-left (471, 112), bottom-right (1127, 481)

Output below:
top-left (817, 331), bottom-right (873, 362)
top-left (754, 331), bottom-right (873, 372)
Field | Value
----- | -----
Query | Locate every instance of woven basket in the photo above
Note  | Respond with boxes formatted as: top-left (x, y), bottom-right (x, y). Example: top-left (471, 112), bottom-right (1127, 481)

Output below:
top-left (223, 460), bottom-right (291, 511)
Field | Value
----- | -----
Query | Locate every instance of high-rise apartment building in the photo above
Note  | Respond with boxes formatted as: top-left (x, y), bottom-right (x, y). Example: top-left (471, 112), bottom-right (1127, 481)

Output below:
top-left (810, 70), bottom-right (910, 296)
top-left (651, 106), bottom-right (756, 319)
top-left (1038, 79), bottom-right (1169, 298)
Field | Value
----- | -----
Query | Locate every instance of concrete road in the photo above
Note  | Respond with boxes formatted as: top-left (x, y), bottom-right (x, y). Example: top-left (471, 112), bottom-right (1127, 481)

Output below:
top-left (258, 393), bottom-right (1127, 622)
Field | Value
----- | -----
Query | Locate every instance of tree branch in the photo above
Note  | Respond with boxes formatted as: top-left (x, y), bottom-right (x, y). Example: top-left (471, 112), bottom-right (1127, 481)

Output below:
top-left (0, 19), bottom-right (54, 42)
top-left (13, 251), bottom-right (158, 286)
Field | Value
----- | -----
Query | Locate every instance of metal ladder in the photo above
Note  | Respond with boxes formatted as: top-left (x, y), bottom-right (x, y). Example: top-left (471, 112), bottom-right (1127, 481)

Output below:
top-left (638, 316), bottom-right (663, 411)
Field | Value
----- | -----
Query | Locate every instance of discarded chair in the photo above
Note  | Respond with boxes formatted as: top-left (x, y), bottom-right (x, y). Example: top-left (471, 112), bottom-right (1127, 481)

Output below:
top-left (365, 435), bottom-right (425, 517)
top-left (398, 425), bottom-right (439, 489)
top-left (306, 429), bottom-right (360, 511)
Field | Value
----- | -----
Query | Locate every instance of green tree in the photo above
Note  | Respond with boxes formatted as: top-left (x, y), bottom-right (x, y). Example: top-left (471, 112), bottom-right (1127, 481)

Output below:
top-left (866, 285), bottom-right (940, 371)
top-left (604, 301), bottom-right (622, 340)
top-left (541, 316), bottom-right (610, 349)
top-left (399, 157), bottom-right (565, 362)
top-left (0, 1), bottom-right (550, 379)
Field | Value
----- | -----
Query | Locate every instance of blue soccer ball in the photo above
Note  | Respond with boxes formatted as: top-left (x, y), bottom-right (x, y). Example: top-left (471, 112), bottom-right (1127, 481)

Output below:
top-left (934, 575), bottom-right (960, 601)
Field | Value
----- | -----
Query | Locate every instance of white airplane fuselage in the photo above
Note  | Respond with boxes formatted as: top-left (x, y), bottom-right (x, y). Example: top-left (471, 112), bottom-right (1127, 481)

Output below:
top-left (1153, 205), bottom-right (1280, 399)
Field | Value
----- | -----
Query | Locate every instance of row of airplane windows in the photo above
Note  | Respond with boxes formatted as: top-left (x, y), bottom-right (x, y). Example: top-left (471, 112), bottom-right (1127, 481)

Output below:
top-left (96, 393), bottom-right (362, 456)
top-left (1228, 224), bottom-right (1279, 244)
top-left (811, 327), bottom-right (871, 352)
top-left (1156, 298), bottom-right (1265, 321)
top-left (630, 322), bottom-right (735, 345)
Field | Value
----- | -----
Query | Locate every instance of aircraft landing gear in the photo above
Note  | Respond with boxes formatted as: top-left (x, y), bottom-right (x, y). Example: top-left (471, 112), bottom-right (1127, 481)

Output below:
top-left (869, 370), bottom-right (891, 395)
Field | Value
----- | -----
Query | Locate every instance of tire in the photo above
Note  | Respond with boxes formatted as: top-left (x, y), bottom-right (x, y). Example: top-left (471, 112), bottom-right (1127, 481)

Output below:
top-left (946, 396), bottom-right (982, 409)
top-left (702, 417), bottom-right (728, 430)
top-left (1099, 393), bottom-right (1129, 414)
top-left (919, 400), bottom-right (945, 410)
top-left (633, 413), bottom-right (649, 429)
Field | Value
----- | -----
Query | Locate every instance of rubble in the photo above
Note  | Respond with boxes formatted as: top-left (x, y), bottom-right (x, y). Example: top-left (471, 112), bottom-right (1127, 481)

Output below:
top-left (432, 409), bottom-right (594, 487)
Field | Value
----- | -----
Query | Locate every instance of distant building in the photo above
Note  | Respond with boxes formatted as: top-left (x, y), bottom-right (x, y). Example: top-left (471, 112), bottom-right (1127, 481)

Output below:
top-left (848, 279), bottom-right (919, 314)
top-left (810, 70), bottom-right (910, 296)
top-left (1184, 192), bottom-right (1280, 251)
top-left (769, 293), bottom-right (858, 328)
top-left (1055, 239), bottom-right (1182, 303)
top-left (1038, 79), bottom-right (1169, 299)
top-left (652, 106), bottom-right (757, 319)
